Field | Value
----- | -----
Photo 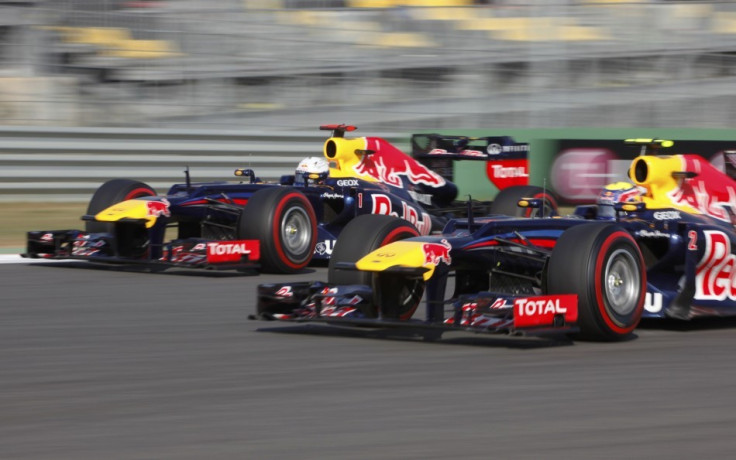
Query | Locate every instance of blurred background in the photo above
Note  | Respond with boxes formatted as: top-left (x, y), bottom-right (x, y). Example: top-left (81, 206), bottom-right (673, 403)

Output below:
top-left (3, 0), bottom-right (736, 132)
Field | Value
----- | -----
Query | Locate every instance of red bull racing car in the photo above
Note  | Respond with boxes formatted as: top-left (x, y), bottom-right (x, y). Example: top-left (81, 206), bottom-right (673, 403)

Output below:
top-left (23, 125), bottom-right (555, 273)
top-left (255, 139), bottom-right (736, 341)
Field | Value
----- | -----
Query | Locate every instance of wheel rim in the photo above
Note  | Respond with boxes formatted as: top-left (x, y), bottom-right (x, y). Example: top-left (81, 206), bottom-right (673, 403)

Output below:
top-left (280, 206), bottom-right (311, 260)
top-left (379, 228), bottom-right (423, 318)
top-left (375, 274), bottom-right (424, 320)
top-left (604, 248), bottom-right (640, 317)
top-left (396, 279), bottom-right (424, 317)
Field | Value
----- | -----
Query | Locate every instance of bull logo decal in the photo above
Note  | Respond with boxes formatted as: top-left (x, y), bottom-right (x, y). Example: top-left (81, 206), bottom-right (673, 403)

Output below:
top-left (146, 199), bottom-right (171, 218)
top-left (422, 239), bottom-right (452, 266)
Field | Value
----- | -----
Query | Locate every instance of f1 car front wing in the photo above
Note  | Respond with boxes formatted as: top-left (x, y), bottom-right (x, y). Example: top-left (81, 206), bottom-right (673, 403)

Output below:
top-left (255, 281), bottom-right (579, 338)
top-left (23, 229), bottom-right (260, 271)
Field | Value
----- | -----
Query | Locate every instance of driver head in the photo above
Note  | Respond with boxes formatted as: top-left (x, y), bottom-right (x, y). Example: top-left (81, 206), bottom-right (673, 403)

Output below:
top-left (597, 182), bottom-right (642, 218)
top-left (295, 157), bottom-right (329, 186)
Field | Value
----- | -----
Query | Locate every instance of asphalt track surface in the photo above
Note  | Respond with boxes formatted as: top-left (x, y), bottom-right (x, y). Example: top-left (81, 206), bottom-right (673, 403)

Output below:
top-left (3, 260), bottom-right (736, 459)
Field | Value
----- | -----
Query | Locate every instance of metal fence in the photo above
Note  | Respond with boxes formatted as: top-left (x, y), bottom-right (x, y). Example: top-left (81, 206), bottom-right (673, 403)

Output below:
top-left (0, 126), bottom-right (405, 201)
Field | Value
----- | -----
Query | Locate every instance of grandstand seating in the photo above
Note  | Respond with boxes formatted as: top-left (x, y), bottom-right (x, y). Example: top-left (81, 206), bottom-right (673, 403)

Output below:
top-left (8, 0), bottom-right (736, 131)
top-left (277, 5), bottom-right (608, 45)
top-left (347, 0), bottom-right (473, 7)
top-left (44, 26), bottom-right (180, 59)
top-left (277, 9), bottom-right (436, 47)
top-left (713, 12), bottom-right (736, 34)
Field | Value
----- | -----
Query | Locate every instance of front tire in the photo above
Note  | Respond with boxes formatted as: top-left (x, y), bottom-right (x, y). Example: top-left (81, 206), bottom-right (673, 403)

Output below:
top-left (237, 187), bottom-right (317, 274)
top-left (86, 179), bottom-right (157, 233)
top-left (547, 223), bottom-right (645, 341)
top-left (328, 214), bottom-right (422, 319)
top-left (490, 185), bottom-right (557, 218)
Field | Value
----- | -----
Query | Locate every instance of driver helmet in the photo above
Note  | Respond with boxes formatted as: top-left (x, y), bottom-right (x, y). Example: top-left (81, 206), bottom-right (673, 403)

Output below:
top-left (295, 157), bottom-right (329, 186)
top-left (597, 182), bottom-right (642, 218)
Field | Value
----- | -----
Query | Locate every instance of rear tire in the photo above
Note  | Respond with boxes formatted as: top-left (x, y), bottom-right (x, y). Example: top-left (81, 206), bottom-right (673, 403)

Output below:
top-left (547, 223), bottom-right (645, 341)
top-left (237, 187), bottom-right (317, 274)
top-left (490, 185), bottom-right (557, 218)
top-left (85, 179), bottom-right (156, 233)
top-left (328, 214), bottom-right (422, 319)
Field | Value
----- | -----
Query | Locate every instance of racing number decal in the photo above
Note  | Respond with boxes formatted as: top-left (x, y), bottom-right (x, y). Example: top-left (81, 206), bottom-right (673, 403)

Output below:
top-left (688, 230), bottom-right (698, 251)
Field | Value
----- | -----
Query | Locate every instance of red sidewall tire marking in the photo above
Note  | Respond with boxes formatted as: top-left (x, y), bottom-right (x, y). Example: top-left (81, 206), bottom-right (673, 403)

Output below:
top-left (123, 187), bottom-right (155, 200)
top-left (270, 192), bottom-right (317, 271)
top-left (534, 192), bottom-right (558, 211)
top-left (593, 230), bottom-right (646, 335)
top-left (379, 225), bottom-right (420, 247)
top-left (524, 192), bottom-right (558, 218)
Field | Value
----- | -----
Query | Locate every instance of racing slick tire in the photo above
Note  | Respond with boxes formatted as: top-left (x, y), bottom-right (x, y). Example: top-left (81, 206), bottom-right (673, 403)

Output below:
top-left (85, 179), bottom-right (157, 233)
top-left (547, 223), bottom-right (646, 341)
top-left (328, 214), bottom-right (422, 320)
top-left (490, 185), bottom-right (557, 218)
top-left (237, 187), bottom-right (317, 274)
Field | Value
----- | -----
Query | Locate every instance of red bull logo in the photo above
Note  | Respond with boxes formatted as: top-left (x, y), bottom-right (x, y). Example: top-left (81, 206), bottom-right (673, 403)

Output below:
top-left (695, 230), bottom-right (736, 301)
top-left (146, 198), bottom-right (171, 218)
top-left (422, 239), bottom-right (452, 266)
top-left (668, 155), bottom-right (736, 223)
top-left (670, 178), bottom-right (736, 222)
top-left (353, 137), bottom-right (446, 188)
top-left (369, 194), bottom-right (431, 236)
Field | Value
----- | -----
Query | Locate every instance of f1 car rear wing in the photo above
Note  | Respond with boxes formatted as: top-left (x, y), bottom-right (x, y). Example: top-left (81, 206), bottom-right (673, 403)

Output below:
top-left (411, 133), bottom-right (530, 191)
top-left (319, 124), bottom-right (357, 138)
top-left (624, 138), bottom-right (674, 156)
top-left (723, 151), bottom-right (736, 182)
top-left (411, 134), bottom-right (529, 160)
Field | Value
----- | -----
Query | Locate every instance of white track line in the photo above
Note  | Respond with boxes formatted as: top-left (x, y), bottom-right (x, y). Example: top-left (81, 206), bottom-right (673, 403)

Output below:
top-left (0, 255), bottom-right (68, 264)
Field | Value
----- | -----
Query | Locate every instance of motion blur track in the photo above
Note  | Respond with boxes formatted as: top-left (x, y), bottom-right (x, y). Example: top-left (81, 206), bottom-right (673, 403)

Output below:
top-left (3, 261), bottom-right (736, 459)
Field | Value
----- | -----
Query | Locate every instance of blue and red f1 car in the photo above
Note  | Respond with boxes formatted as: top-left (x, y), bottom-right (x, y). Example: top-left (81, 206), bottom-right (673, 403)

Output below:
top-left (256, 139), bottom-right (736, 340)
top-left (24, 125), bottom-right (555, 273)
